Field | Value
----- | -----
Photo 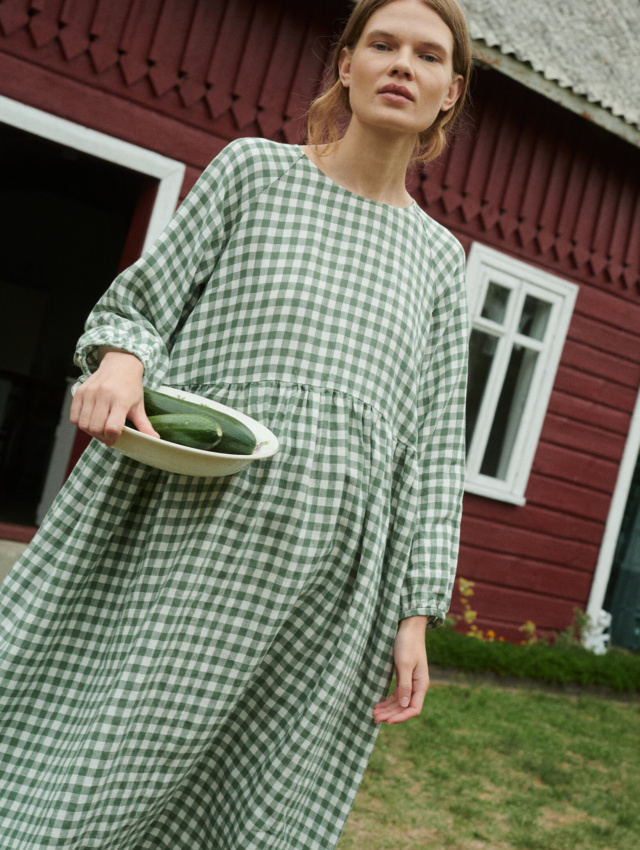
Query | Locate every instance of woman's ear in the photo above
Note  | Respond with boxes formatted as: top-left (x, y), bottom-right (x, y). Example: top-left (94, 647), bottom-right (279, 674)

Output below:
top-left (440, 74), bottom-right (464, 113)
top-left (338, 47), bottom-right (352, 88)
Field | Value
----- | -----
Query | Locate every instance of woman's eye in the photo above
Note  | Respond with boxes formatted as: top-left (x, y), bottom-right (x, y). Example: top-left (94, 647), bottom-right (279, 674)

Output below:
top-left (421, 54), bottom-right (437, 63)
top-left (373, 43), bottom-right (389, 51)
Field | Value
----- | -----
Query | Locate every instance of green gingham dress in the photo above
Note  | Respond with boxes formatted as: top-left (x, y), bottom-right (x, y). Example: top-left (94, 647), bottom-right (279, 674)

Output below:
top-left (0, 139), bottom-right (468, 850)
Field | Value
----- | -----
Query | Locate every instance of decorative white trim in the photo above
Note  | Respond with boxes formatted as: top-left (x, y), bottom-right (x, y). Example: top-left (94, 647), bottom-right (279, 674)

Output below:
top-left (473, 44), bottom-right (640, 149)
top-left (465, 243), bottom-right (579, 505)
top-left (0, 95), bottom-right (186, 523)
top-left (587, 387), bottom-right (640, 621)
top-left (464, 478), bottom-right (526, 507)
top-left (0, 95), bottom-right (185, 249)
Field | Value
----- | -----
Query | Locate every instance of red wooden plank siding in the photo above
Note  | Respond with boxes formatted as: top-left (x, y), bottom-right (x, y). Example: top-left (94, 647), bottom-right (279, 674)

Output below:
top-left (58, 0), bottom-right (93, 61)
top-left (28, 0), bottom-right (63, 49)
top-left (463, 495), bottom-right (604, 545)
top-left (457, 546), bottom-right (593, 603)
top-left (119, 0), bottom-right (160, 87)
top-left (0, 0), bottom-right (341, 161)
top-left (0, 51), bottom-right (225, 167)
top-left (257, 2), bottom-right (312, 138)
top-left (554, 366), bottom-right (638, 412)
top-left (525, 476), bottom-right (611, 524)
top-left (540, 412), bottom-right (626, 461)
top-left (232, 0), bottom-right (283, 129)
top-left (282, 6), bottom-right (333, 142)
top-left (0, 1), bottom-right (30, 36)
top-left (531, 442), bottom-right (618, 494)
top-left (147, 0), bottom-right (194, 98)
top-left (89, 0), bottom-right (130, 74)
top-left (547, 391), bottom-right (632, 436)
top-left (569, 314), bottom-right (640, 364)
top-left (461, 516), bottom-right (598, 570)
top-left (561, 341), bottom-right (640, 388)
top-left (205, 1), bottom-right (254, 120)
top-left (178, 0), bottom-right (224, 108)
top-left (421, 70), bottom-right (640, 300)
top-left (606, 176), bottom-right (634, 282)
top-left (433, 70), bottom-right (640, 636)
top-left (457, 581), bottom-right (581, 635)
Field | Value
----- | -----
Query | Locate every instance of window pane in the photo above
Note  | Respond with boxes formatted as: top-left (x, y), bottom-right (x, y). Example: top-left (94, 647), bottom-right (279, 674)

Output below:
top-left (518, 295), bottom-right (552, 341)
top-left (480, 345), bottom-right (539, 480)
top-left (481, 282), bottom-right (511, 325)
top-left (466, 329), bottom-right (499, 451)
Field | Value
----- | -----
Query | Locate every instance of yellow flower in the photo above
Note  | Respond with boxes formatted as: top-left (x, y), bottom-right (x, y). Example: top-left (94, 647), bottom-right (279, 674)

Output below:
top-left (458, 578), bottom-right (475, 598)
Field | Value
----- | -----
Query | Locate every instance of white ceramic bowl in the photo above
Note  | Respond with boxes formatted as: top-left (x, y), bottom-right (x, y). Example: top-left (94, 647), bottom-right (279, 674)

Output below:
top-left (112, 386), bottom-right (279, 477)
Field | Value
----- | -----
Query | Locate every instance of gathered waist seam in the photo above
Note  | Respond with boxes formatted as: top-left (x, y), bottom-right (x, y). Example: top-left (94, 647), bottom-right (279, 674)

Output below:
top-left (168, 378), bottom-right (417, 452)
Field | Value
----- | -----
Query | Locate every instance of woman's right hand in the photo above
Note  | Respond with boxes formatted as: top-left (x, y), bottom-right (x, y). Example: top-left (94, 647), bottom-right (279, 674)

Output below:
top-left (70, 349), bottom-right (159, 447)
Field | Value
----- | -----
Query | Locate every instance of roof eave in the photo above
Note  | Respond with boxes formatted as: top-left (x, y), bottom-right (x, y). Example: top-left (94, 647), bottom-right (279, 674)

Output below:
top-left (473, 42), bottom-right (640, 150)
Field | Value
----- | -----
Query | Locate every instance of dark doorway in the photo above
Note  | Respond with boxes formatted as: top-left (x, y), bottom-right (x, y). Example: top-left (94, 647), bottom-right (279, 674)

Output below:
top-left (604, 453), bottom-right (640, 651)
top-left (0, 123), bottom-right (151, 527)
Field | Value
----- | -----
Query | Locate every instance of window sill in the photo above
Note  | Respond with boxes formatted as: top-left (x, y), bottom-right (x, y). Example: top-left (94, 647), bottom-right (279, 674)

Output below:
top-left (464, 479), bottom-right (527, 507)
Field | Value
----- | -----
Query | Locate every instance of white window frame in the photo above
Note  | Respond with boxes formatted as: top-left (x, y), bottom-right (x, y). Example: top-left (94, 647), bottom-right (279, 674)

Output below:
top-left (464, 243), bottom-right (578, 506)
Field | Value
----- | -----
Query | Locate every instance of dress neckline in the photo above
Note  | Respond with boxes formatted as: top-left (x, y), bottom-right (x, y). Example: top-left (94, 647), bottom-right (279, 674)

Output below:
top-left (296, 146), bottom-right (417, 212)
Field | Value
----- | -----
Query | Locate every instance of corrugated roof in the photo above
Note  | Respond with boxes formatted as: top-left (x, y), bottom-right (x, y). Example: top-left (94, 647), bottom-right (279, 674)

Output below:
top-left (458, 0), bottom-right (640, 130)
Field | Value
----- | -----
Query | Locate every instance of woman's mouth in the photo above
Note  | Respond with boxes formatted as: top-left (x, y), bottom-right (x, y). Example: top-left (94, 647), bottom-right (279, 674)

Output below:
top-left (378, 85), bottom-right (414, 103)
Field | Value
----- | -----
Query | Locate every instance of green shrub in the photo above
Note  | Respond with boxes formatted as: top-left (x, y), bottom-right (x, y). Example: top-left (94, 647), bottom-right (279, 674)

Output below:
top-left (427, 622), bottom-right (640, 693)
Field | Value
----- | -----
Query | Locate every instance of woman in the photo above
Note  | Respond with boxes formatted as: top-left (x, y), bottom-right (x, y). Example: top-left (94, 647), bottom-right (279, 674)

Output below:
top-left (0, 0), bottom-right (472, 847)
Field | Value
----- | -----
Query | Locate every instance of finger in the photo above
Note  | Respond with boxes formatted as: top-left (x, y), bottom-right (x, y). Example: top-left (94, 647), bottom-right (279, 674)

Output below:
top-left (372, 686), bottom-right (400, 707)
top-left (383, 705), bottom-right (422, 725)
top-left (372, 679), bottom-right (429, 724)
top-left (372, 695), bottom-right (407, 723)
top-left (69, 390), bottom-right (83, 425)
top-left (372, 705), bottom-right (398, 723)
top-left (394, 666), bottom-right (413, 709)
top-left (75, 395), bottom-right (103, 437)
top-left (128, 401), bottom-right (159, 439)
top-left (372, 696), bottom-right (420, 722)
top-left (75, 393), bottom-right (117, 444)
top-left (410, 674), bottom-right (429, 715)
top-left (373, 689), bottom-right (425, 724)
top-left (101, 407), bottom-right (127, 447)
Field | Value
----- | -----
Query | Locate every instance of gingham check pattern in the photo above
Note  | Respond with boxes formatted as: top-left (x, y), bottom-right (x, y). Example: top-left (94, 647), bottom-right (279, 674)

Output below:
top-left (0, 139), bottom-right (468, 849)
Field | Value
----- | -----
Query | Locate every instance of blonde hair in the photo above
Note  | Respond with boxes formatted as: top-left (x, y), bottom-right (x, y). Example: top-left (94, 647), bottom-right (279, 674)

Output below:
top-left (306, 0), bottom-right (473, 165)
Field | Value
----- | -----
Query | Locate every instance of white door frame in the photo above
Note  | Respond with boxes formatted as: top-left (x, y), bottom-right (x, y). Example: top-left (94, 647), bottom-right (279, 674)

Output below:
top-left (0, 95), bottom-right (185, 251)
top-left (587, 385), bottom-right (640, 622)
top-left (0, 95), bottom-right (186, 524)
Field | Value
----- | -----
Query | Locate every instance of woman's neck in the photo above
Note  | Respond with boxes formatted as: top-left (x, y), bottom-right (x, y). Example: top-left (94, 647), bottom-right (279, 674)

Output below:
top-left (303, 122), bottom-right (416, 208)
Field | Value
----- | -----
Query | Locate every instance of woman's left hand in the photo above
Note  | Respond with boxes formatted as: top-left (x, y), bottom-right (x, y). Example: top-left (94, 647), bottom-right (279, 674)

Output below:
top-left (372, 616), bottom-right (429, 725)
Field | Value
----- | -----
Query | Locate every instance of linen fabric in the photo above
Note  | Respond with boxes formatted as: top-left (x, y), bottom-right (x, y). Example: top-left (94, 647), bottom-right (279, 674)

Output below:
top-left (0, 139), bottom-right (468, 849)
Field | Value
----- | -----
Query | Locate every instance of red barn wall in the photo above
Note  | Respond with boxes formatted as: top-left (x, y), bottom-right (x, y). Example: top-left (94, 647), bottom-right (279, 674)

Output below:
top-left (2, 2), bottom-right (640, 641)
top-left (419, 68), bottom-right (640, 641)
top-left (0, 0), bottom-right (343, 197)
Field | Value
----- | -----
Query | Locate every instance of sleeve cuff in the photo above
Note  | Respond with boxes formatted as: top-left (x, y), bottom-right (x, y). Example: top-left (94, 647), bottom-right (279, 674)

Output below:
top-left (74, 331), bottom-right (168, 385)
top-left (398, 607), bottom-right (446, 629)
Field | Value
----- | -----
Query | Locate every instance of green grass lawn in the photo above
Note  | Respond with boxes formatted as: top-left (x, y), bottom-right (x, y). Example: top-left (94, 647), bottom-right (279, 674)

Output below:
top-left (338, 682), bottom-right (640, 850)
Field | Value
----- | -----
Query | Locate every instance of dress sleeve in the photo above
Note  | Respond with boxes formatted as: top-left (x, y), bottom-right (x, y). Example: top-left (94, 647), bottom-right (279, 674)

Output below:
top-left (74, 140), bottom-right (254, 385)
top-left (399, 239), bottom-right (469, 627)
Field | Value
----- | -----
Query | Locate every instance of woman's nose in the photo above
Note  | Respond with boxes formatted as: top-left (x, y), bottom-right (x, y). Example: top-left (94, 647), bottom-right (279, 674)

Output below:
top-left (389, 50), bottom-right (414, 79)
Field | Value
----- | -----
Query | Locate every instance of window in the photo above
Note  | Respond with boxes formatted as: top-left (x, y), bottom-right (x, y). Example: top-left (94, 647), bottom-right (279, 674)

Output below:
top-left (464, 244), bottom-right (578, 505)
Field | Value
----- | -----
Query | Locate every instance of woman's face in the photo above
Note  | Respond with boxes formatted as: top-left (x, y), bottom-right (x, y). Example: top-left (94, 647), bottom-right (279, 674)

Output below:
top-left (339, 0), bottom-right (463, 140)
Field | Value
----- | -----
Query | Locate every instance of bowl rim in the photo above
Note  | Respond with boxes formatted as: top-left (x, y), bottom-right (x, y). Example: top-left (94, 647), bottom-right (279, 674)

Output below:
top-left (118, 385), bottom-right (279, 460)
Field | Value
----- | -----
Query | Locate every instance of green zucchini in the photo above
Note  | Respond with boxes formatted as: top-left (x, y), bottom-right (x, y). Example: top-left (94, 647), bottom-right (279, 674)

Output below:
top-left (144, 388), bottom-right (257, 456)
top-left (148, 414), bottom-right (222, 451)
